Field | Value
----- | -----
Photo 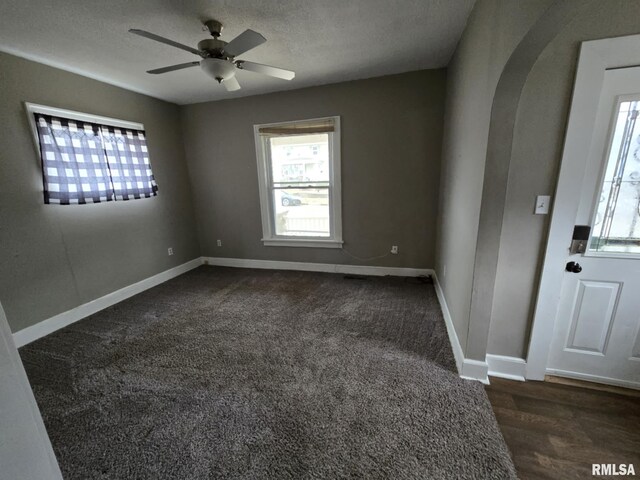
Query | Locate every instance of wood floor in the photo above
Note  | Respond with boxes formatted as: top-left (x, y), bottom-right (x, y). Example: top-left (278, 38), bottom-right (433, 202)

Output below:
top-left (486, 377), bottom-right (640, 479)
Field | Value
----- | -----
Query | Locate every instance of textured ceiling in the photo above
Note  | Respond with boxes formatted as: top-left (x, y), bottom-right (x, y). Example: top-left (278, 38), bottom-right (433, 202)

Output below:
top-left (0, 0), bottom-right (475, 105)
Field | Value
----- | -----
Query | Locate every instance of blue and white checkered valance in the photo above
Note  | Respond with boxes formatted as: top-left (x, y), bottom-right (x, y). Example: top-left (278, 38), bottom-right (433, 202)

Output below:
top-left (34, 113), bottom-right (158, 205)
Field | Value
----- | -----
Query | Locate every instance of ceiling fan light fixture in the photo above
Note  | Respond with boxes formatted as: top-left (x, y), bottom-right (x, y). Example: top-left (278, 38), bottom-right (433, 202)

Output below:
top-left (200, 57), bottom-right (236, 82)
top-left (130, 21), bottom-right (295, 93)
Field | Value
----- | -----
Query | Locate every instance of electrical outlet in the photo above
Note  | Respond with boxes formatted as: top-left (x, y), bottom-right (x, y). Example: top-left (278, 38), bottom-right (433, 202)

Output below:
top-left (391, 245), bottom-right (398, 254)
top-left (217, 239), bottom-right (222, 247)
top-left (167, 247), bottom-right (174, 256)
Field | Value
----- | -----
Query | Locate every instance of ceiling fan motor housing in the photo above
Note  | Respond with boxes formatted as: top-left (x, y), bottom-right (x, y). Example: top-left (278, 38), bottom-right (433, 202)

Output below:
top-left (200, 57), bottom-right (236, 82)
top-left (197, 38), bottom-right (229, 58)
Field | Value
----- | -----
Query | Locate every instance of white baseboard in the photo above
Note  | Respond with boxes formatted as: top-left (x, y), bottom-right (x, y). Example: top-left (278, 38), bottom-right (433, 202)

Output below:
top-left (13, 257), bottom-right (431, 347)
top-left (487, 354), bottom-right (526, 381)
top-left (461, 359), bottom-right (490, 384)
top-left (13, 258), bottom-right (203, 348)
top-left (546, 368), bottom-right (640, 391)
top-left (12, 255), bottom-right (494, 390)
top-left (432, 273), bottom-right (489, 383)
top-left (432, 272), bottom-right (464, 374)
top-left (202, 257), bottom-right (433, 277)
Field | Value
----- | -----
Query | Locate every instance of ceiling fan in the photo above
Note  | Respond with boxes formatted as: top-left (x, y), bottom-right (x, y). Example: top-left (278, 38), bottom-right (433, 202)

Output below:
top-left (129, 19), bottom-right (295, 92)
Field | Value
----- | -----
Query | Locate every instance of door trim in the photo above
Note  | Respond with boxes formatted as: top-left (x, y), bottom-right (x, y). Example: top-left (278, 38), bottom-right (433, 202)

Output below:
top-left (527, 34), bottom-right (640, 380)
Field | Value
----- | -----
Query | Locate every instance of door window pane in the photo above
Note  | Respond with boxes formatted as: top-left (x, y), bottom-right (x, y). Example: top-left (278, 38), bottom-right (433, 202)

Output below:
top-left (590, 100), bottom-right (640, 254)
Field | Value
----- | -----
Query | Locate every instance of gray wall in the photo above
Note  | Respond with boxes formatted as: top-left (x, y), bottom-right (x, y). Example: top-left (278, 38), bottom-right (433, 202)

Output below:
top-left (0, 301), bottom-right (62, 479)
top-left (0, 52), bottom-right (200, 333)
top-left (181, 70), bottom-right (445, 268)
top-left (487, 0), bottom-right (640, 358)
top-left (435, 0), bottom-right (552, 354)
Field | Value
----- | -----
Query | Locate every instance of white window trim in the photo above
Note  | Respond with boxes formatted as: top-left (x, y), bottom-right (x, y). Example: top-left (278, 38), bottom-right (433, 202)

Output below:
top-left (254, 116), bottom-right (343, 248)
top-left (24, 102), bottom-right (144, 155)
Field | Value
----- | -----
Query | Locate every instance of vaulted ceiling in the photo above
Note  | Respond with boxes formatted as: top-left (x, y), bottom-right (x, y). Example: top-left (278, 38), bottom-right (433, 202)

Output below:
top-left (0, 0), bottom-right (475, 104)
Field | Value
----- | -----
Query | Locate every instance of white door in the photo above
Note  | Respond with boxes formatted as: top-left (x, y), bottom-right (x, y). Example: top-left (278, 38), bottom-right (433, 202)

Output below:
top-left (546, 67), bottom-right (640, 389)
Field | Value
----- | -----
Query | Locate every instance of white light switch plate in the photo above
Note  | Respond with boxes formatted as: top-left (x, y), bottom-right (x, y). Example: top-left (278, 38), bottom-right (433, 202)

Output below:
top-left (535, 195), bottom-right (551, 215)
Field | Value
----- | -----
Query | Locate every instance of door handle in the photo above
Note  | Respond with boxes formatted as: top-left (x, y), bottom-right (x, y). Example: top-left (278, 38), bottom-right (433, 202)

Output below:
top-left (565, 261), bottom-right (583, 273)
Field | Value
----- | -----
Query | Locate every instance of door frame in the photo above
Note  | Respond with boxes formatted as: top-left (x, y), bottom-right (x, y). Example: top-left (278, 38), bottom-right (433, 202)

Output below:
top-left (0, 301), bottom-right (63, 478)
top-left (527, 34), bottom-right (640, 380)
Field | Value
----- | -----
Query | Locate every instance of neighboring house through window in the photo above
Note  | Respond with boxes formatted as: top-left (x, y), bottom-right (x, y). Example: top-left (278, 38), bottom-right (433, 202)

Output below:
top-left (254, 116), bottom-right (342, 248)
top-left (26, 103), bottom-right (158, 205)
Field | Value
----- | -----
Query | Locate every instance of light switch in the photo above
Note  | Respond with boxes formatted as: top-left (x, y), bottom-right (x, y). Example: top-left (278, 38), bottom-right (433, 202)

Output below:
top-left (535, 195), bottom-right (551, 215)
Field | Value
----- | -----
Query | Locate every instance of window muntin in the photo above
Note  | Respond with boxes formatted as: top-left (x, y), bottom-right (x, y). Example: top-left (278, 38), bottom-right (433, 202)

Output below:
top-left (254, 117), bottom-right (342, 248)
top-left (27, 104), bottom-right (158, 205)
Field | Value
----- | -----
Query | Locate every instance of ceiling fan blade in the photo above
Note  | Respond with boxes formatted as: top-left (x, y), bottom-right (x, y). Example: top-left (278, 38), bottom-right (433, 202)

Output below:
top-left (236, 61), bottom-right (295, 80)
top-left (147, 61), bottom-right (201, 74)
top-left (223, 29), bottom-right (266, 57)
top-left (129, 29), bottom-right (203, 56)
top-left (223, 76), bottom-right (241, 92)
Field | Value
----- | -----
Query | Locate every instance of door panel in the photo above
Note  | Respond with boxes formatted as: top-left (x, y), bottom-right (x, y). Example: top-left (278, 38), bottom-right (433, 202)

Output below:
top-left (566, 280), bottom-right (619, 354)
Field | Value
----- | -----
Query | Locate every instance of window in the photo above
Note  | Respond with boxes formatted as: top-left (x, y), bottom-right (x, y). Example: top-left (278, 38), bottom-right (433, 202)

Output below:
top-left (588, 98), bottom-right (640, 254)
top-left (26, 103), bottom-right (158, 205)
top-left (254, 116), bottom-right (342, 248)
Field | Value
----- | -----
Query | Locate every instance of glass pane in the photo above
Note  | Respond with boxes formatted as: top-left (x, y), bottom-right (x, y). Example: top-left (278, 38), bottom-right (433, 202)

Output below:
top-left (270, 134), bottom-right (330, 184)
top-left (273, 188), bottom-right (330, 237)
top-left (590, 100), bottom-right (640, 254)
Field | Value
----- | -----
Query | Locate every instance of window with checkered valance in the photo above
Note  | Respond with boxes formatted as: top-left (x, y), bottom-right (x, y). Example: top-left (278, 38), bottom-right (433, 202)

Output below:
top-left (33, 113), bottom-right (158, 205)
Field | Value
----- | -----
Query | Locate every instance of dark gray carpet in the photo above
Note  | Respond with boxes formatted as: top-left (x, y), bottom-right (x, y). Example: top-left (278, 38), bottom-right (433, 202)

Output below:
top-left (20, 266), bottom-right (516, 479)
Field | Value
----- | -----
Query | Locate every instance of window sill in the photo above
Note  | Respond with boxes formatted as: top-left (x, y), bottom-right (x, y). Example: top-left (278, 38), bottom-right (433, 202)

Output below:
top-left (261, 238), bottom-right (343, 249)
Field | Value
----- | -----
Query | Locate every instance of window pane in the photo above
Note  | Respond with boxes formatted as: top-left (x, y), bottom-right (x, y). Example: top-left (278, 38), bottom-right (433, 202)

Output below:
top-left (590, 100), bottom-right (640, 254)
top-left (273, 188), bottom-right (330, 237)
top-left (100, 126), bottom-right (158, 201)
top-left (35, 113), bottom-right (113, 205)
top-left (270, 134), bottom-right (330, 184)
